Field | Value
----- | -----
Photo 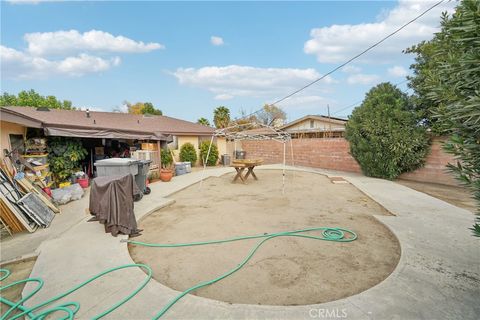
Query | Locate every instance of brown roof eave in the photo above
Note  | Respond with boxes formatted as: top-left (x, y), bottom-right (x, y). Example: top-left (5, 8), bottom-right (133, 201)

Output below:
top-left (44, 122), bottom-right (160, 136)
top-left (169, 130), bottom-right (214, 136)
top-left (0, 108), bottom-right (44, 128)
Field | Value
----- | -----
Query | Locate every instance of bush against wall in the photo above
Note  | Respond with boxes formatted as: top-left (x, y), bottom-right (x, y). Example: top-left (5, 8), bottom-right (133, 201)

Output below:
top-left (47, 137), bottom-right (87, 184)
top-left (179, 142), bottom-right (197, 164)
top-left (345, 83), bottom-right (430, 179)
top-left (406, 0), bottom-right (480, 236)
top-left (199, 141), bottom-right (218, 166)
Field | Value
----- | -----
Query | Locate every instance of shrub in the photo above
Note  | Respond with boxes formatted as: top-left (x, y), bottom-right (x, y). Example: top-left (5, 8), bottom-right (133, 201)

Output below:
top-left (345, 82), bottom-right (430, 179)
top-left (47, 137), bottom-right (87, 184)
top-left (160, 148), bottom-right (173, 169)
top-left (406, 0), bottom-right (480, 236)
top-left (179, 142), bottom-right (197, 164)
top-left (199, 141), bottom-right (218, 166)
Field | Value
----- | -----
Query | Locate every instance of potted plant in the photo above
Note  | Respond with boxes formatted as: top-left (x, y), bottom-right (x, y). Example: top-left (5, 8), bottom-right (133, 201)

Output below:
top-left (160, 148), bottom-right (174, 182)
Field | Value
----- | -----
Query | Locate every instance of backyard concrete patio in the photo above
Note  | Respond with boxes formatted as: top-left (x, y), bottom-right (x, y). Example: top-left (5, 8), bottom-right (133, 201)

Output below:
top-left (3, 165), bottom-right (479, 319)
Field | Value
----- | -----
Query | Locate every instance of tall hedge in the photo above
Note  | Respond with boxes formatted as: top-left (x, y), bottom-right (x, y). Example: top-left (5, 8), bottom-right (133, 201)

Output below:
top-left (199, 141), bottom-right (218, 166)
top-left (179, 142), bottom-right (197, 164)
top-left (406, 0), bottom-right (480, 236)
top-left (345, 83), bottom-right (430, 179)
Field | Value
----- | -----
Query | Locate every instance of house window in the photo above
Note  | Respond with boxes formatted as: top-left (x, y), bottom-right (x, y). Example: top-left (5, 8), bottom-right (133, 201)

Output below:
top-left (9, 134), bottom-right (25, 154)
top-left (310, 120), bottom-right (314, 128)
top-left (168, 136), bottom-right (178, 150)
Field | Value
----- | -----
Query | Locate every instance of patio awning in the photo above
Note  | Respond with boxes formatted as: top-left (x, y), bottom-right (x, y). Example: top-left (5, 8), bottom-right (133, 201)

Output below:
top-left (44, 126), bottom-right (169, 141)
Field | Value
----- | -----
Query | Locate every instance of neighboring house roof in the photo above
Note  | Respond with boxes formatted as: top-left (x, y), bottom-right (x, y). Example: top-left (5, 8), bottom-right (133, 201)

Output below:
top-left (0, 106), bottom-right (213, 140)
top-left (281, 114), bottom-right (347, 131)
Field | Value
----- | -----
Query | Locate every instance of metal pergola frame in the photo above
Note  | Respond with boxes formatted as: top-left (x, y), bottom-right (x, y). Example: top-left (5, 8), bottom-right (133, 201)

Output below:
top-left (200, 123), bottom-right (294, 194)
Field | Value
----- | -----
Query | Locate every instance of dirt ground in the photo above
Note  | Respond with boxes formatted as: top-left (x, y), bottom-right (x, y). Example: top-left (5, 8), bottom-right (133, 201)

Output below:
top-left (129, 170), bottom-right (400, 306)
top-left (396, 180), bottom-right (477, 213)
top-left (0, 258), bottom-right (36, 316)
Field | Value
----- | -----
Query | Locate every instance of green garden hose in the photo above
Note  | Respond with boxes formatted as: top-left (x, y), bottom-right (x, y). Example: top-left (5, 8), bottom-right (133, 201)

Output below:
top-left (0, 227), bottom-right (356, 319)
top-left (0, 264), bottom-right (152, 320)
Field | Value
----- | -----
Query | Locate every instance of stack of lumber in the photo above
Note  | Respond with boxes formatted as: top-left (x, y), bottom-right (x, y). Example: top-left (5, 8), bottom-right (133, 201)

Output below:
top-left (0, 196), bottom-right (29, 233)
top-left (2, 155), bottom-right (59, 213)
top-left (16, 177), bottom-right (59, 213)
top-left (0, 169), bottom-right (38, 233)
top-left (0, 164), bottom-right (59, 234)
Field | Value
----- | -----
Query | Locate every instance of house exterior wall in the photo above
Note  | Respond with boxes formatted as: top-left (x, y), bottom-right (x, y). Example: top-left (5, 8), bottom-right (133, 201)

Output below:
top-left (173, 135), bottom-right (200, 165)
top-left (216, 137), bottom-right (227, 159)
top-left (285, 119), bottom-right (345, 132)
top-left (172, 135), bottom-right (226, 166)
top-left (0, 121), bottom-right (25, 159)
top-left (241, 137), bottom-right (459, 186)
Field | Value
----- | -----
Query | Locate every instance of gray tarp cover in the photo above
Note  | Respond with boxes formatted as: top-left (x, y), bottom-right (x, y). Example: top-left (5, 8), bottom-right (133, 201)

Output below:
top-left (89, 174), bottom-right (141, 236)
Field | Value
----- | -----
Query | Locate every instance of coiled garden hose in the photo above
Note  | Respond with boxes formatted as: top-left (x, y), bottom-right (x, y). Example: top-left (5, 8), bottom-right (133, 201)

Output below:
top-left (0, 227), bottom-right (356, 319)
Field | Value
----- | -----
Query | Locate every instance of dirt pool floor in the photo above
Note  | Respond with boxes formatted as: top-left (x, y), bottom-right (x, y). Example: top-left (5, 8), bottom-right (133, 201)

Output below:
top-left (0, 258), bottom-right (36, 316)
top-left (129, 170), bottom-right (400, 305)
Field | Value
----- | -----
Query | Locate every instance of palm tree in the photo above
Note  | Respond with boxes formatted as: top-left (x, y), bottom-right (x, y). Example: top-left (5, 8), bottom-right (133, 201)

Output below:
top-left (197, 117), bottom-right (211, 126)
top-left (213, 106), bottom-right (231, 128)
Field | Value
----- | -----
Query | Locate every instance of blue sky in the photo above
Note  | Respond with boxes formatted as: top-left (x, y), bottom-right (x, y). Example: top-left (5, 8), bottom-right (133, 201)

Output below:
top-left (1, 0), bottom-right (455, 123)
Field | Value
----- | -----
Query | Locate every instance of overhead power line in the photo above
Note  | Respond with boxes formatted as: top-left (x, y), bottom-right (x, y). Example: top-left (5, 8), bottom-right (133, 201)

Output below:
top-left (239, 0), bottom-right (444, 120)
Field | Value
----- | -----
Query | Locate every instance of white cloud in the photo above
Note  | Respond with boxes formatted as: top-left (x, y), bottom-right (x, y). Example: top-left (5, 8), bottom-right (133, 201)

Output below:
top-left (173, 65), bottom-right (335, 99)
top-left (214, 93), bottom-right (234, 100)
top-left (388, 65), bottom-right (408, 77)
top-left (1, 45), bottom-right (121, 79)
top-left (304, 0), bottom-right (456, 64)
top-left (347, 73), bottom-right (380, 85)
top-left (210, 36), bottom-right (224, 46)
top-left (2, 29), bottom-right (162, 79)
top-left (24, 29), bottom-right (164, 56)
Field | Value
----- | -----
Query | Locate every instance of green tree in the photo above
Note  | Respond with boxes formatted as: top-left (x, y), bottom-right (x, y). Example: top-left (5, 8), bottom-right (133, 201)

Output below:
top-left (0, 89), bottom-right (74, 110)
top-left (257, 104), bottom-right (286, 127)
top-left (213, 106), bottom-right (230, 128)
top-left (406, 0), bottom-right (480, 236)
top-left (142, 102), bottom-right (162, 115)
top-left (197, 117), bottom-right (211, 126)
top-left (125, 101), bottom-right (162, 115)
top-left (345, 82), bottom-right (430, 180)
top-left (179, 142), bottom-right (198, 164)
top-left (199, 141), bottom-right (218, 166)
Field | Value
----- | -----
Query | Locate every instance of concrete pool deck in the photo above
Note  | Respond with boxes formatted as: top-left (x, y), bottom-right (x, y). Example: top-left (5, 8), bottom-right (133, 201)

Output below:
top-left (15, 165), bottom-right (480, 319)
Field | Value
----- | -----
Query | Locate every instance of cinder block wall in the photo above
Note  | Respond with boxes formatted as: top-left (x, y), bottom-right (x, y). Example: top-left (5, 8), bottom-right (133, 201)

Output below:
top-left (241, 137), bottom-right (459, 186)
top-left (399, 137), bottom-right (458, 186)
top-left (242, 138), bottom-right (361, 173)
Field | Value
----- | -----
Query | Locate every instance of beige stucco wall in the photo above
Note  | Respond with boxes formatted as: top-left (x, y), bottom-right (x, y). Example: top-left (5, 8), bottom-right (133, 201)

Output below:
top-left (287, 119), bottom-right (345, 131)
top-left (172, 135), bottom-right (226, 166)
top-left (0, 121), bottom-right (25, 159)
top-left (172, 136), bottom-right (199, 165)
top-left (217, 137), bottom-right (227, 158)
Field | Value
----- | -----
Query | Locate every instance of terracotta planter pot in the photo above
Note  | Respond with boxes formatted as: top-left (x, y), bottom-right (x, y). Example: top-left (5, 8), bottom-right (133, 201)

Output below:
top-left (160, 169), bottom-right (173, 182)
top-left (77, 178), bottom-right (89, 188)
